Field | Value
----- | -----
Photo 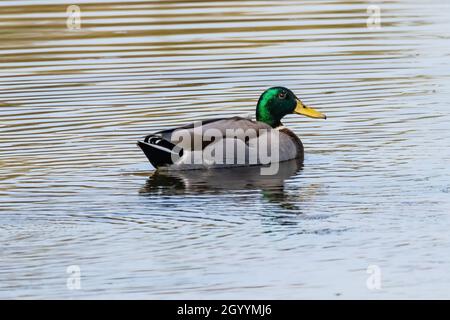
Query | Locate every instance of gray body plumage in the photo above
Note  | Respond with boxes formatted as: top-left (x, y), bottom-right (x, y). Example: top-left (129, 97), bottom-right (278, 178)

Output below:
top-left (140, 116), bottom-right (304, 170)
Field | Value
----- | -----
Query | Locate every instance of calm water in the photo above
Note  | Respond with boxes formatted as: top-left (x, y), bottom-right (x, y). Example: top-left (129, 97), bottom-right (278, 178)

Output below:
top-left (1, 0), bottom-right (450, 299)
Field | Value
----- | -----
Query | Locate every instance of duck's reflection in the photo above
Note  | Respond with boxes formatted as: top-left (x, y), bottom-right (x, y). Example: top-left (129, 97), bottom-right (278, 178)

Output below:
top-left (140, 159), bottom-right (303, 209)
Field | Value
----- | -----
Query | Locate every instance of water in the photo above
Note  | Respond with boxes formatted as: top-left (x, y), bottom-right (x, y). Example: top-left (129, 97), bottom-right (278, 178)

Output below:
top-left (1, 0), bottom-right (450, 299)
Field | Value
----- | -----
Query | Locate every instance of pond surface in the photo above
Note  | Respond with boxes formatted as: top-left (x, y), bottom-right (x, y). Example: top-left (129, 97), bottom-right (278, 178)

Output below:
top-left (1, 0), bottom-right (450, 299)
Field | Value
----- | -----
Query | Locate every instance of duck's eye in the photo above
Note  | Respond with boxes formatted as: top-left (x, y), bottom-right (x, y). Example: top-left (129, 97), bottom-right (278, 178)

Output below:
top-left (278, 92), bottom-right (287, 99)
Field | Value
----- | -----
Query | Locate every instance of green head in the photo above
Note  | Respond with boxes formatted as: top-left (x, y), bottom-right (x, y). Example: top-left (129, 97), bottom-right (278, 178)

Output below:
top-left (256, 87), bottom-right (326, 128)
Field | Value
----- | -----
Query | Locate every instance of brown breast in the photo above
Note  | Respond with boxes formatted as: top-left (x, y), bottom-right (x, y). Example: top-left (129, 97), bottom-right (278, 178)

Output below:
top-left (279, 127), bottom-right (304, 161)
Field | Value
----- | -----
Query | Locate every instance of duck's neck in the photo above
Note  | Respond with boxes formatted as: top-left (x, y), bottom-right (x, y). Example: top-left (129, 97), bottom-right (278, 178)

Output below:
top-left (256, 107), bottom-right (282, 128)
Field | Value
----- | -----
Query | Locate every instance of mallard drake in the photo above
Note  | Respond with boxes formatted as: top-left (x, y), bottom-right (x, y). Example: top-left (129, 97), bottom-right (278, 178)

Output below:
top-left (137, 87), bottom-right (326, 170)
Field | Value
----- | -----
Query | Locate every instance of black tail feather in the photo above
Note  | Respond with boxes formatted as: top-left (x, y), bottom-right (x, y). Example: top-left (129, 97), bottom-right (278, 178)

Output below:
top-left (137, 135), bottom-right (183, 168)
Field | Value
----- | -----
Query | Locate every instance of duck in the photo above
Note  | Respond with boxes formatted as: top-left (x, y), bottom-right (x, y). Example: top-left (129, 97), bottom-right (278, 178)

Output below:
top-left (137, 87), bottom-right (326, 170)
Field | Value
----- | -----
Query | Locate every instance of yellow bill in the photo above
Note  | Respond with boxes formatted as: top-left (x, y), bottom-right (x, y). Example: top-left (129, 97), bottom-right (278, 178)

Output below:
top-left (294, 100), bottom-right (326, 119)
